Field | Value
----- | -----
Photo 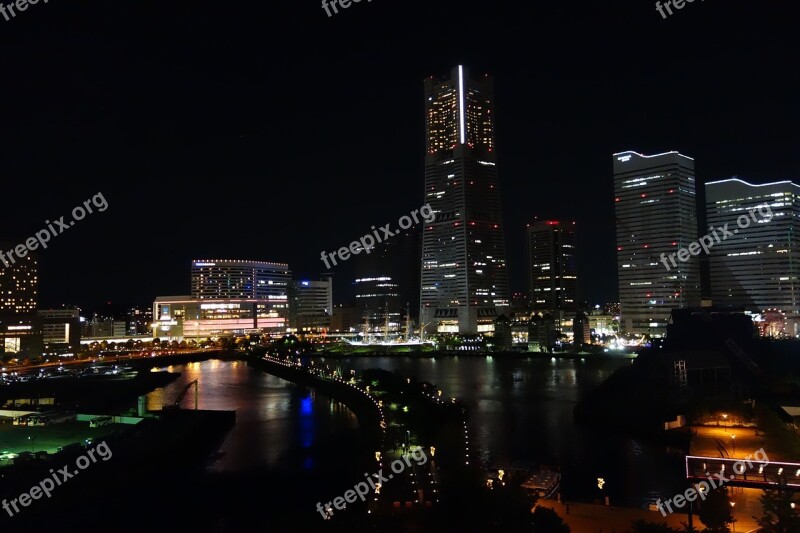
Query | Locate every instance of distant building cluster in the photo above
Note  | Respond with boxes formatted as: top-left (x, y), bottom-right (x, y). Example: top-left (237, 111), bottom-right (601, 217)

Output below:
top-left (2, 68), bottom-right (798, 358)
top-left (614, 152), bottom-right (799, 338)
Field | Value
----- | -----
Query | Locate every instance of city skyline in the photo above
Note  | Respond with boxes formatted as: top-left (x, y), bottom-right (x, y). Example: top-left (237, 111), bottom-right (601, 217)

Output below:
top-left (2, 3), bottom-right (800, 532)
top-left (2, 2), bottom-right (798, 311)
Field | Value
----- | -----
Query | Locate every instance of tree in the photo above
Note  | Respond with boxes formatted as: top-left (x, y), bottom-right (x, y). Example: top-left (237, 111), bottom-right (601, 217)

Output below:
top-left (531, 506), bottom-right (570, 533)
top-left (696, 487), bottom-right (733, 532)
top-left (755, 479), bottom-right (800, 532)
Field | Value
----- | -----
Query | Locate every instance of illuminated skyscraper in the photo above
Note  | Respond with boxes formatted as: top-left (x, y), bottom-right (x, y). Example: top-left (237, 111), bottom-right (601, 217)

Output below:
top-left (613, 151), bottom-right (701, 337)
top-left (527, 220), bottom-right (578, 311)
top-left (705, 178), bottom-right (799, 324)
top-left (0, 249), bottom-right (38, 355)
top-left (420, 66), bottom-right (509, 334)
top-left (0, 250), bottom-right (38, 316)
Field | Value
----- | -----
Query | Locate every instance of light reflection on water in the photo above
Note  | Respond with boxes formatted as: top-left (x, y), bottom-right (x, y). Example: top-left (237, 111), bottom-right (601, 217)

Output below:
top-left (338, 355), bottom-right (685, 507)
top-left (145, 356), bottom-right (685, 508)
top-left (145, 359), bottom-right (358, 473)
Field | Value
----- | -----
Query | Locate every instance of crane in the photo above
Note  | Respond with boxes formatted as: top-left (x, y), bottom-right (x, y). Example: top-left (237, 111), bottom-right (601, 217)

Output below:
top-left (163, 379), bottom-right (198, 411)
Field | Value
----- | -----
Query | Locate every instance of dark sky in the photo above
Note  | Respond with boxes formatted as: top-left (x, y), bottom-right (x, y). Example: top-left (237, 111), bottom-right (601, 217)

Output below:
top-left (1, 0), bottom-right (798, 312)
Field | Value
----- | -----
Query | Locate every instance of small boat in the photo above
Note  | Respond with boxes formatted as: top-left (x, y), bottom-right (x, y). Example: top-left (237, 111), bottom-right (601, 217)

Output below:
top-left (520, 466), bottom-right (561, 499)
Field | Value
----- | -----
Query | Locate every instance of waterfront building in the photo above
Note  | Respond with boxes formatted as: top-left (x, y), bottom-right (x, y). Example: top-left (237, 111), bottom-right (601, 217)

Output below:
top-left (613, 151), bottom-right (701, 336)
top-left (420, 65), bottom-right (510, 334)
top-left (153, 295), bottom-right (286, 339)
top-left (154, 259), bottom-right (291, 339)
top-left (191, 259), bottom-right (291, 300)
top-left (289, 275), bottom-right (333, 333)
top-left (705, 178), bottom-right (799, 335)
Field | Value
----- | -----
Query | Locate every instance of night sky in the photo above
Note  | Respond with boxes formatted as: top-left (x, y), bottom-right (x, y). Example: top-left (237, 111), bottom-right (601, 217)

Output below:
top-left (1, 0), bottom-right (797, 312)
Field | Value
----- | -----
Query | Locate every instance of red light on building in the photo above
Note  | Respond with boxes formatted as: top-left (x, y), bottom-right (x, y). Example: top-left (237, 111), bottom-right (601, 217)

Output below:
top-left (617, 246), bottom-right (623, 251)
top-left (640, 193), bottom-right (647, 198)
top-left (615, 197), bottom-right (620, 202)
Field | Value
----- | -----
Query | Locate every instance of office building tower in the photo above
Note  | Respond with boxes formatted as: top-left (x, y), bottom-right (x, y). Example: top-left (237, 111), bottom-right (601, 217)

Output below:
top-left (527, 220), bottom-right (578, 311)
top-left (0, 250), bottom-right (37, 317)
top-left (191, 259), bottom-right (291, 300)
top-left (705, 178), bottom-right (799, 326)
top-left (420, 65), bottom-right (509, 334)
top-left (355, 275), bottom-right (401, 338)
top-left (613, 151), bottom-right (701, 336)
top-left (289, 275), bottom-right (333, 333)
top-left (0, 250), bottom-right (38, 356)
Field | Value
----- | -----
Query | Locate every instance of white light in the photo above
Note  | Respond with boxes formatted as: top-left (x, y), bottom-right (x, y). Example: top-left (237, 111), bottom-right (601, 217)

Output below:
top-left (458, 65), bottom-right (465, 145)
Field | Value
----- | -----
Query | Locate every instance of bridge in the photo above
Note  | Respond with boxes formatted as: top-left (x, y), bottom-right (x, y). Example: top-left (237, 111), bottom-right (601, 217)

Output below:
top-left (686, 455), bottom-right (800, 490)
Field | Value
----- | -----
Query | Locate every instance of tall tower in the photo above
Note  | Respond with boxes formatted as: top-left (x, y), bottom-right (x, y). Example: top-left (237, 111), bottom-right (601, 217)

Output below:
top-left (0, 250), bottom-right (38, 317)
top-left (613, 151), bottom-right (701, 337)
top-left (420, 66), bottom-right (509, 335)
top-left (705, 178), bottom-right (799, 322)
top-left (527, 220), bottom-right (578, 312)
top-left (0, 248), bottom-right (38, 356)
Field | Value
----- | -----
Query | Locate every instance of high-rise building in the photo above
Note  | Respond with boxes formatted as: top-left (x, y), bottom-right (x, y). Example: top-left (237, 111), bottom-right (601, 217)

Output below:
top-left (705, 178), bottom-right (799, 324)
top-left (355, 275), bottom-right (401, 337)
top-left (420, 65), bottom-right (509, 334)
top-left (191, 259), bottom-right (291, 300)
top-left (527, 220), bottom-right (578, 312)
top-left (0, 250), bottom-right (38, 316)
top-left (354, 232), bottom-right (418, 338)
top-left (289, 275), bottom-right (333, 333)
top-left (613, 151), bottom-right (701, 337)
